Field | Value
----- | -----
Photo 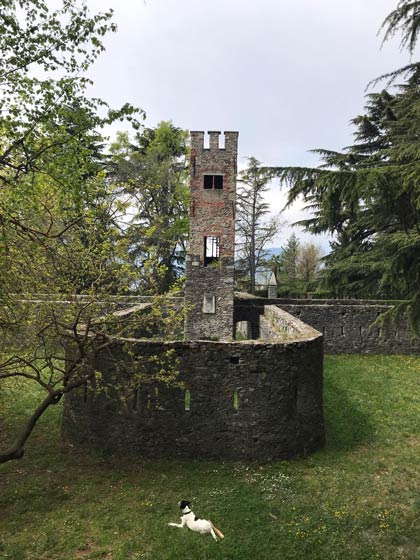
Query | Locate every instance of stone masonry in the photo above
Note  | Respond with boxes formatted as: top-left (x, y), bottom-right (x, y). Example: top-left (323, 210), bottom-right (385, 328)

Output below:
top-left (62, 309), bottom-right (324, 461)
top-left (184, 131), bottom-right (238, 340)
top-left (234, 296), bottom-right (420, 354)
top-left (62, 129), bottom-right (326, 462)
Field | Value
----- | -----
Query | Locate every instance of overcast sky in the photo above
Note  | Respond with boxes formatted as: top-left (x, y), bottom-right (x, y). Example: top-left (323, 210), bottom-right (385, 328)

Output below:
top-left (84, 0), bottom-right (411, 251)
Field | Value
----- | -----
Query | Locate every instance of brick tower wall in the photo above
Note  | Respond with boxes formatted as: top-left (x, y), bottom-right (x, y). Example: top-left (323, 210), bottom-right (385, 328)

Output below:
top-left (184, 131), bottom-right (238, 340)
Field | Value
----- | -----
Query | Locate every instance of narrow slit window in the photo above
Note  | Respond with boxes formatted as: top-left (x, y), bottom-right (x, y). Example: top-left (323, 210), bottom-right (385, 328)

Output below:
top-left (184, 389), bottom-right (191, 411)
top-left (204, 236), bottom-right (220, 266)
top-left (203, 175), bottom-right (223, 189)
top-left (233, 391), bottom-right (239, 411)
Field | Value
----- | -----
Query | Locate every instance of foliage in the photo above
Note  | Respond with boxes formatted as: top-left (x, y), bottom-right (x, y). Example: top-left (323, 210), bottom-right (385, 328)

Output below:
top-left (269, 234), bottom-right (322, 295)
top-left (280, 233), bottom-right (300, 282)
top-left (377, 0), bottom-right (420, 83)
top-left (381, 0), bottom-right (420, 53)
top-left (270, 233), bottom-right (300, 293)
top-left (0, 0), bottom-right (141, 190)
top-left (2, 355), bottom-right (420, 559)
top-left (297, 242), bottom-right (322, 286)
top-left (109, 122), bottom-right (189, 294)
top-left (271, 2), bottom-right (420, 329)
top-left (236, 157), bottom-right (283, 294)
top-left (0, 1), bottom-right (181, 464)
top-left (274, 77), bottom-right (420, 311)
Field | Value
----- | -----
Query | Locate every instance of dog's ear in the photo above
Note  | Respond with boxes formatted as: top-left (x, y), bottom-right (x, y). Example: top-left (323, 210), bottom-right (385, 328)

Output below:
top-left (179, 500), bottom-right (191, 509)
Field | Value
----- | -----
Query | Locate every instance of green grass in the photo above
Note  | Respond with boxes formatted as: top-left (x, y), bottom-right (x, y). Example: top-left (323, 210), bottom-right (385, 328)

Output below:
top-left (2, 355), bottom-right (420, 559)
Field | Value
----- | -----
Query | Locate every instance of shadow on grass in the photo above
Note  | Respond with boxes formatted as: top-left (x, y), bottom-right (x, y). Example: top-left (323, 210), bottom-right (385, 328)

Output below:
top-left (323, 374), bottom-right (377, 453)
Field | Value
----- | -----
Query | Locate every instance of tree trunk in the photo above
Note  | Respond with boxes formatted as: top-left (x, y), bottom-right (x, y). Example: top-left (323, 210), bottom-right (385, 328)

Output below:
top-left (0, 391), bottom-right (63, 464)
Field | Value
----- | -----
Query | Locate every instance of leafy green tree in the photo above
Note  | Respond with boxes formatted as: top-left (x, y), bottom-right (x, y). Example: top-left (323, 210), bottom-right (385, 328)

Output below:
top-left (110, 122), bottom-right (189, 294)
top-left (236, 157), bottom-right (283, 294)
top-left (0, 0), bottom-right (142, 298)
top-left (0, 0), bottom-right (140, 190)
top-left (297, 242), bottom-right (322, 288)
top-left (0, 1), bottom-right (181, 464)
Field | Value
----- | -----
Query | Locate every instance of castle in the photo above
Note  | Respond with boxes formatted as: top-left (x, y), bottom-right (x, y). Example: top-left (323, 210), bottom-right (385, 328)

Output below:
top-left (62, 130), bottom-right (418, 461)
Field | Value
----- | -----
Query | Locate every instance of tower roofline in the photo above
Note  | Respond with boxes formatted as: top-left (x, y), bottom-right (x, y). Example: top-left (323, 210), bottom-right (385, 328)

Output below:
top-left (190, 131), bottom-right (239, 152)
top-left (190, 130), bottom-right (238, 134)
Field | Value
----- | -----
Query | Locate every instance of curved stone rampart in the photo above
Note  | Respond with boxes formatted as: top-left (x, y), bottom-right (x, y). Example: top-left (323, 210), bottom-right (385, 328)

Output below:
top-left (62, 310), bottom-right (324, 461)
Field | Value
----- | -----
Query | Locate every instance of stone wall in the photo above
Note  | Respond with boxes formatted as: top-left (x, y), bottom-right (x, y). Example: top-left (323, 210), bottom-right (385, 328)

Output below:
top-left (184, 256), bottom-right (235, 340)
top-left (259, 305), bottom-right (321, 341)
top-left (235, 296), bottom-right (420, 354)
top-left (62, 319), bottom-right (324, 461)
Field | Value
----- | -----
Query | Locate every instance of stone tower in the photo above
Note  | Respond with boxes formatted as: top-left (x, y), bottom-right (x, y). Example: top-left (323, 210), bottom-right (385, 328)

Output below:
top-left (184, 130), bottom-right (238, 340)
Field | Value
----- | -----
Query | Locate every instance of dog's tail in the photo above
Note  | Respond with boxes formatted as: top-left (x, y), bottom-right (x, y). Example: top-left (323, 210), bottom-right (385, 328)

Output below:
top-left (211, 523), bottom-right (225, 540)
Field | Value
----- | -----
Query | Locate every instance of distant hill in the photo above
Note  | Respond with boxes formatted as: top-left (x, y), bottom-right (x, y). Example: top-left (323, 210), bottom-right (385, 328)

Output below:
top-left (266, 247), bottom-right (283, 257)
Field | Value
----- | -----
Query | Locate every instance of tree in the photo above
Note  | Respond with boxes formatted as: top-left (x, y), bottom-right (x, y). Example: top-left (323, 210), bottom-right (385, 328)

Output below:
top-left (381, 0), bottom-right (420, 54)
top-left (297, 242), bottom-right (322, 287)
top-left (236, 157), bottom-right (283, 294)
top-left (270, 235), bottom-right (322, 294)
top-left (0, 1), bottom-right (182, 464)
top-left (109, 122), bottom-right (189, 294)
top-left (275, 233), bottom-right (300, 289)
top-left (0, 0), bottom-right (141, 300)
top-left (0, 0), bottom-right (140, 191)
top-left (271, 2), bottom-right (420, 330)
top-left (378, 0), bottom-right (420, 82)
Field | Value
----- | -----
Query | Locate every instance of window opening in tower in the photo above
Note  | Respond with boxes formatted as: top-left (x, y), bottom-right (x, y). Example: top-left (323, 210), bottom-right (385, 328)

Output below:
top-left (204, 236), bottom-right (220, 266)
top-left (203, 175), bottom-right (223, 189)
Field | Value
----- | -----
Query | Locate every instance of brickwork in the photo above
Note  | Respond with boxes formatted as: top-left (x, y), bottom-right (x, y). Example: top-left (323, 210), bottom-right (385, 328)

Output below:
top-left (184, 131), bottom-right (238, 340)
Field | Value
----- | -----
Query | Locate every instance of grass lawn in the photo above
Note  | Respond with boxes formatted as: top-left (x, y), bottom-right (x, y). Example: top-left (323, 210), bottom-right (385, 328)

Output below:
top-left (1, 355), bottom-right (420, 559)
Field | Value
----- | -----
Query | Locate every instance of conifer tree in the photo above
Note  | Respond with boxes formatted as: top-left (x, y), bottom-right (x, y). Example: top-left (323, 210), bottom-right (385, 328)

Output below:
top-left (271, 2), bottom-right (420, 330)
top-left (378, 1), bottom-right (420, 82)
top-left (278, 233), bottom-right (300, 287)
top-left (236, 157), bottom-right (282, 294)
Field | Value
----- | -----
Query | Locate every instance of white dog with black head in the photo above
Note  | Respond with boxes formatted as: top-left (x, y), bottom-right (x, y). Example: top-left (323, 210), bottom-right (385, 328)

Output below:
top-left (168, 500), bottom-right (224, 542)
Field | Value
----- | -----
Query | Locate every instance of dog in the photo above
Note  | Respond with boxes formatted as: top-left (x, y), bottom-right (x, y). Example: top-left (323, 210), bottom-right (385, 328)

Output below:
top-left (168, 500), bottom-right (224, 542)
